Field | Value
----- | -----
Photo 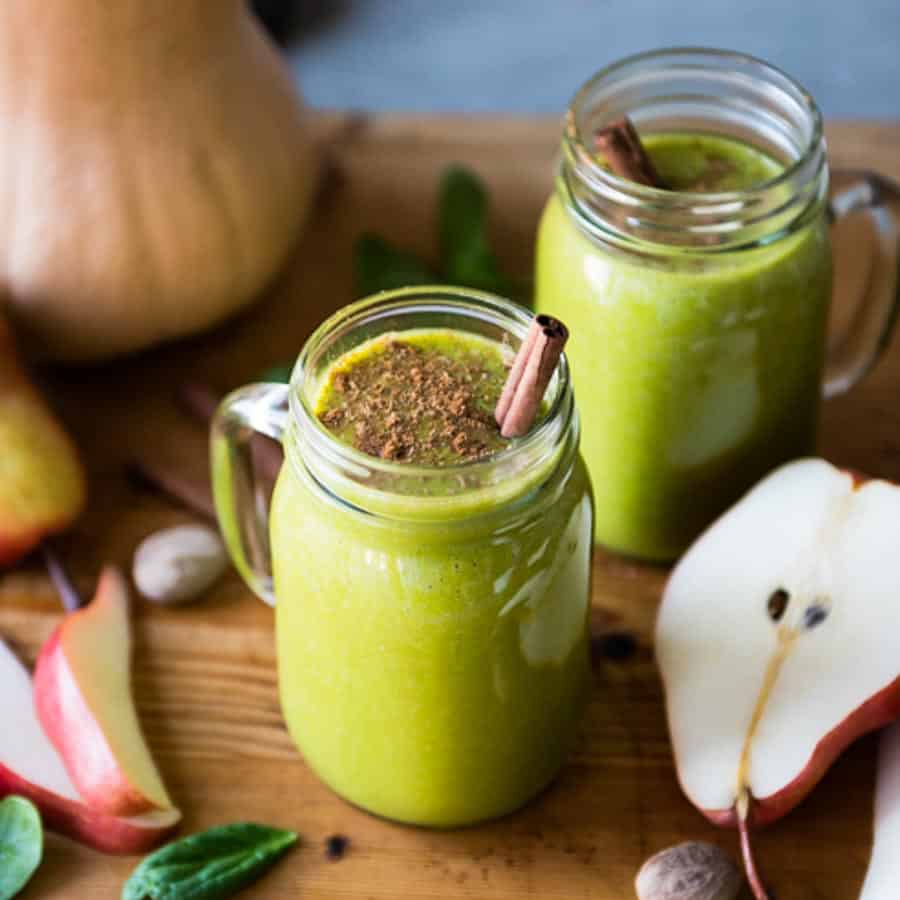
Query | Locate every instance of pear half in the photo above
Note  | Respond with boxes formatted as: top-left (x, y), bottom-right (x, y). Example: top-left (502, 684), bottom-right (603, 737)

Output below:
top-left (657, 459), bottom-right (900, 896)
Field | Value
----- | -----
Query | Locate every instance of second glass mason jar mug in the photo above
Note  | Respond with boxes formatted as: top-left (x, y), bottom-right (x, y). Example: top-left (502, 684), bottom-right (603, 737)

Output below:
top-left (535, 48), bottom-right (900, 561)
top-left (211, 288), bottom-right (594, 827)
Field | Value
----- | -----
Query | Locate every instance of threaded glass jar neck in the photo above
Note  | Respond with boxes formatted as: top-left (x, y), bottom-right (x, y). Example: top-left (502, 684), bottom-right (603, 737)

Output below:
top-left (558, 47), bottom-right (829, 255)
top-left (284, 288), bottom-right (578, 522)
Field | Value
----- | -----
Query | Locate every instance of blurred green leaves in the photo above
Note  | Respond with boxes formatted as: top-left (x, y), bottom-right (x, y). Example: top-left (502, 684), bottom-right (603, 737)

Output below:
top-left (354, 165), bottom-right (517, 298)
top-left (262, 165), bottom-right (520, 383)
top-left (438, 167), bottom-right (514, 295)
top-left (354, 235), bottom-right (436, 297)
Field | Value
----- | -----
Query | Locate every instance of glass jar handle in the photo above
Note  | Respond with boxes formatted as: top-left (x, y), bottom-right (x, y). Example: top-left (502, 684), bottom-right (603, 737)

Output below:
top-left (824, 170), bottom-right (900, 398)
top-left (210, 383), bottom-right (289, 607)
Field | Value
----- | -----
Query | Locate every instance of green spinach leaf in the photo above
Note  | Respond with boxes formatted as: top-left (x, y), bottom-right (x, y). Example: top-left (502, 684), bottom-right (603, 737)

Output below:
top-left (354, 233), bottom-right (436, 297)
top-left (123, 823), bottom-right (297, 900)
top-left (438, 166), bottom-right (514, 295)
top-left (258, 364), bottom-right (293, 384)
top-left (0, 796), bottom-right (43, 900)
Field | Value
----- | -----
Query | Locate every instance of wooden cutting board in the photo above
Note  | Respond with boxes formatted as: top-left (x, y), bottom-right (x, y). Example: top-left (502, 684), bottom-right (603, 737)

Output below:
top-left (3, 115), bottom-right (899, 899)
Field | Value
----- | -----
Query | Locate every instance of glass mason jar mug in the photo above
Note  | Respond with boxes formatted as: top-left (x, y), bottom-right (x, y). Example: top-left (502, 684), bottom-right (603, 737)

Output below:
top-left (535, 48), bottom-right (900, 561)
top-left (211, 289), bottom-right (594, 827)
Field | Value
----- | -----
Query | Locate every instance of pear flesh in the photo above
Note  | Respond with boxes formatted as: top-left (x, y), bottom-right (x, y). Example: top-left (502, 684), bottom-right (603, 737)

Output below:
top-left (860, 722), bottom-right (900, 899)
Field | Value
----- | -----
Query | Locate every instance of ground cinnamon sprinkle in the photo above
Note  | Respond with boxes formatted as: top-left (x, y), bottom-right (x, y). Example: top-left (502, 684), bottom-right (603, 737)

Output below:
top-left (316, 335), bottom-right (511, 465)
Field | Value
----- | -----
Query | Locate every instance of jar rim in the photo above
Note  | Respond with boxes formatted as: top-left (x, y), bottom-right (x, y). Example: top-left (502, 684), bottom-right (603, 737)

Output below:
top-left (285, 287), bottom-right (577, 519)
top-left (569, 47), bottom-right (824, 201)
top-left (560, 46), bottom-right (829, 253)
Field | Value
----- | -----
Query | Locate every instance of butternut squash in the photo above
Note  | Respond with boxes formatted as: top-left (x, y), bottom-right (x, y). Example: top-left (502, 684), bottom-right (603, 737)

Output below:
top-left (0, 1), bottom-right (318, 360)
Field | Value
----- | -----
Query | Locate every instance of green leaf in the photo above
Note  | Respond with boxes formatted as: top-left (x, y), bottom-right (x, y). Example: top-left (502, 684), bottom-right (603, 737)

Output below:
top-left (354, 233), bottom-right (436, 297)
top-left (122, 823), bottom-right (298, 900)
top-left (258, 364), bottom-right (293, 384)
top-left (438, 166), bottom-right (515, 295)
top-left (0, 796), bottom-right (43, 900)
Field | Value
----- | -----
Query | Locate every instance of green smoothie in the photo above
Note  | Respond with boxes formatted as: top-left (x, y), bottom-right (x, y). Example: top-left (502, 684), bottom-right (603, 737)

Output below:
top-left (536, 132), bottom-right (831, 559)
top-left (640, 132), bottom-right (779, 191)
top-left (269, 326), bottom-right (592, 826)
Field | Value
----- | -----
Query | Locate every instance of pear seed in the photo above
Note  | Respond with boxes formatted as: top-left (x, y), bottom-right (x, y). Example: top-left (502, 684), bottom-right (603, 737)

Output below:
top-left (767, 588), bottom-right (789, 622)
top-left (803, 603), bottom-right (829, 630)
top-left (635, 841), bottom-right (742, 900)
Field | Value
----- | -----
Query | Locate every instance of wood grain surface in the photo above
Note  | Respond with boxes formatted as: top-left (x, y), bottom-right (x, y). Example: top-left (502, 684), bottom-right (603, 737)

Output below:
top-left (2, 115), bottom-right (899, 899)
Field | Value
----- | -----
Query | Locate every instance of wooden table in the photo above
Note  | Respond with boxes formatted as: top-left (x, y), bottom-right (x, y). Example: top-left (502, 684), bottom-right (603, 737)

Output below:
top-left (3, 116), bottom-right (899, 899)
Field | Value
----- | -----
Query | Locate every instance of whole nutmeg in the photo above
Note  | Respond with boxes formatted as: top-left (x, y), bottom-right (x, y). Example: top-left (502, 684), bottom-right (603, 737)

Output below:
top-left (635, 842), bottom-right (742, 900)
top-left (133, 524), bottom-right (228, 605)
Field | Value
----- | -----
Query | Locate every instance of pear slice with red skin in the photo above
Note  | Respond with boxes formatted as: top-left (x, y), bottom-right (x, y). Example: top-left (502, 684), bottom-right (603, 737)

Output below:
top-left (34, 566), bottom-right (174, 817)
top-left (860, 722), bottom-right (900, 899)
top-left (657, 458), bottom-right (900, 898)
top-left (0, 315), bottom-right (85, 565)
top-left (0, 638), bottom-right (179, 854)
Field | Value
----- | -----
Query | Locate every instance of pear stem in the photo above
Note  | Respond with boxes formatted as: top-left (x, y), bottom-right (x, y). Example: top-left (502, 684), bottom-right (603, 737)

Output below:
top-left (41, 542), bottom-right (83, 612)
top-left (737, 791), bottom-right (772, 900)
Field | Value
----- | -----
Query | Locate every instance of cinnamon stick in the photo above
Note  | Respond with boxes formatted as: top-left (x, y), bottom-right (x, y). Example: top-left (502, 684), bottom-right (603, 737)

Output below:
top-left (127, 458), bottom-right (217, 522)
top-left (178, 380), bottom-right (219, 423)
top-left (494, 318), bottom-right (541, 427)
top-left (495, 314), bottom-right (569, 439)
top-left (179, 380), bottom-right (283, 482)
top-left (595, 116), bottom-right (665, 188)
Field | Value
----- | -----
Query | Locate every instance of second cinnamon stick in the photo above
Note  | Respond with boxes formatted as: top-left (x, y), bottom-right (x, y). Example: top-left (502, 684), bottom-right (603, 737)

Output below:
top-left (595, 116), bottom-right (665, 188)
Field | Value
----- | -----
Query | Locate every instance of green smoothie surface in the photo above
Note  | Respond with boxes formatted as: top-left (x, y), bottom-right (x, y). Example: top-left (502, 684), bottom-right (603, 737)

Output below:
top-left (600, 131), bottom-right (783, 192)
top-left (315, 330), bottom-right (513, 465)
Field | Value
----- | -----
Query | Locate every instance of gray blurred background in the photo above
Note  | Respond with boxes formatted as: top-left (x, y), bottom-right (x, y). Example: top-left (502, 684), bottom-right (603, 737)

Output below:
top-left (268, 0), bottom-right (900, 118)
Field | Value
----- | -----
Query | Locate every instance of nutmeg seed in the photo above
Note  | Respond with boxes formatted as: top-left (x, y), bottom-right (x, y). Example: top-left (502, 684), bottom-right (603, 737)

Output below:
top-left (635, 842), bottom-right (742, 900)
top-left (133, 524), bottom-right (228, 605)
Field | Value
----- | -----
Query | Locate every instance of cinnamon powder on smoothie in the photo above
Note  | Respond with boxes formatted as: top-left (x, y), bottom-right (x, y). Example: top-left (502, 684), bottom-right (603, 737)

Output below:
top-left (316, 332), bottom-right (512, 465)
